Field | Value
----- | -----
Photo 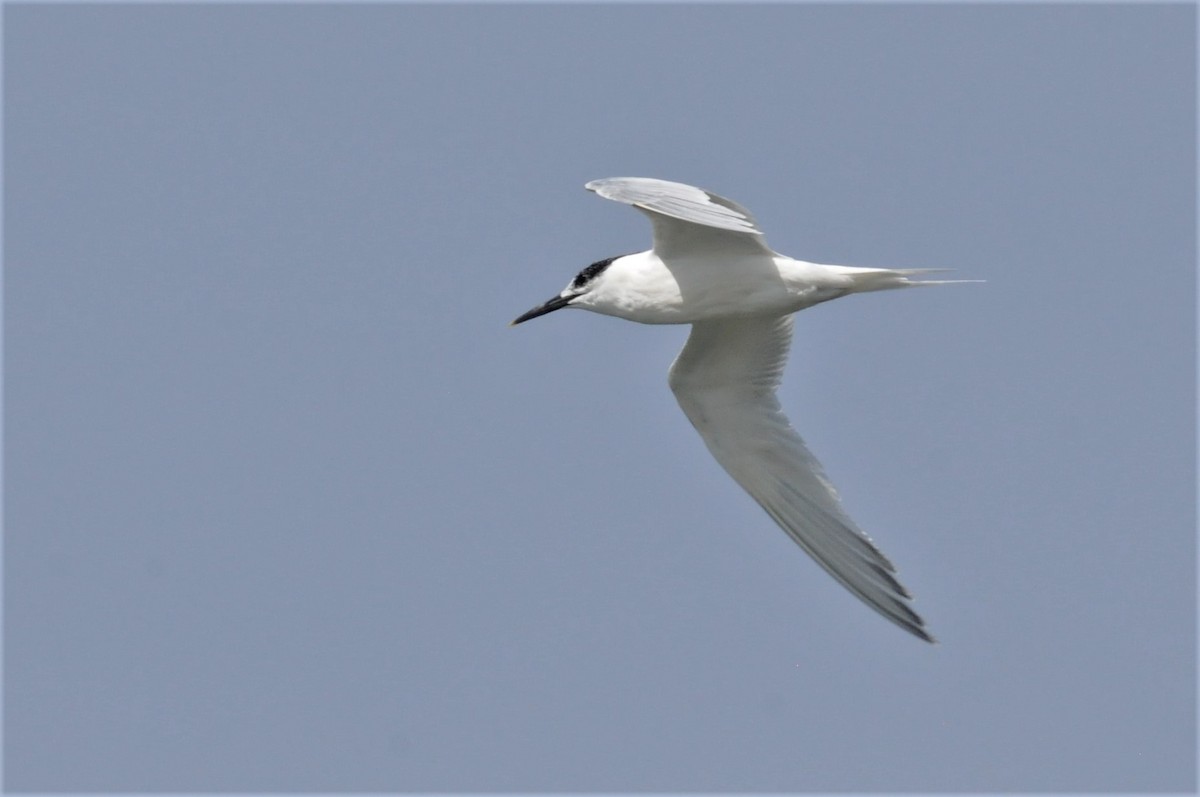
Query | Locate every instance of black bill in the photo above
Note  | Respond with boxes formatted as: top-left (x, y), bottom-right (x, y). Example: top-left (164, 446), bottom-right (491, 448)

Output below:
top-left (510, 294), bottom-right (573, 326)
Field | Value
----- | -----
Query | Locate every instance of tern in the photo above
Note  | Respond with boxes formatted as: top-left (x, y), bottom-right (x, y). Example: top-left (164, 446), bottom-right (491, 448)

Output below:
top-left (513, 177), bottom-right (964, 642)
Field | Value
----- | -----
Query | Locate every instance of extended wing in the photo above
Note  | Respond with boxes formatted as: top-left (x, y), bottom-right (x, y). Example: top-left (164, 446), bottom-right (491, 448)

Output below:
top-left (586, 177), bottom-right (773, 258)
top-left (668, 315), bottom-right (934, 642)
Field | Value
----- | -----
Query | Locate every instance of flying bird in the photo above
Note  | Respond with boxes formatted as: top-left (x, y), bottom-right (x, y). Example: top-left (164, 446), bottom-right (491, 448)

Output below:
top-left (513, 177), bottom-right (966, 642)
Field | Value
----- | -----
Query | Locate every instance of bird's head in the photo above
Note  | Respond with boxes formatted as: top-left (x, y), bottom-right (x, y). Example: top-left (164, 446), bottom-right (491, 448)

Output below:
top-left (510, 254), bottom-right (622, 326)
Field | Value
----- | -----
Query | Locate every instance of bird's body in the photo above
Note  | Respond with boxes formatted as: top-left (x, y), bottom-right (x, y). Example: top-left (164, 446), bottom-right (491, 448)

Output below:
top-left (514, 177), bottom-right (965, 643)
top-left (573, 248), bottom-right (917, 324)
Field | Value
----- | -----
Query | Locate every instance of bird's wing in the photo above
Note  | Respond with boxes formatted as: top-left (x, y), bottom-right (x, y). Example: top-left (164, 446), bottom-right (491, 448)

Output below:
top-left (586, 177), bottom-right (773, 258)
top-left (668, 315), bottom-right (933, 642)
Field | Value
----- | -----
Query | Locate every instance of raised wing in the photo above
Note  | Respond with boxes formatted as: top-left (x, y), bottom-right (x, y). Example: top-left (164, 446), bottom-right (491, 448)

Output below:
top-left (668, 315), bottom-right (934, 642)
top-left (586, 177), bottom-right (773, 258)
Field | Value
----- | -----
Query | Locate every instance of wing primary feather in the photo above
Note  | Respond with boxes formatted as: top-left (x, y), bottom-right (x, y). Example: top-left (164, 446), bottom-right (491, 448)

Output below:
top-left (767, 476), bottom-right (915, 600)
top-left (773, 478), bottom-right (899, 573)
top-left (756, 498), bottom-right (932, 642)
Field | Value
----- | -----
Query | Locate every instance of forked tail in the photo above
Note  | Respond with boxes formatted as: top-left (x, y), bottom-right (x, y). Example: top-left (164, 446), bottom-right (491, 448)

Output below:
top-left (846, 267), bottom-right (983, 294)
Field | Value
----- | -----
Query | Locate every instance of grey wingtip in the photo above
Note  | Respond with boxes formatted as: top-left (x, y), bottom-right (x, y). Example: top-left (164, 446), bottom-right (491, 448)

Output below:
top-left (584, 176), bottom-right (764, 236)
top-left (903, 615), bottom-right (937, 644)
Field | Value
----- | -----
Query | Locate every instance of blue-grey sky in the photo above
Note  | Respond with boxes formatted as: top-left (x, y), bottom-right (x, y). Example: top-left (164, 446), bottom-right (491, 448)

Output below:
top-left (4, 4), bottom-right (1195, 793)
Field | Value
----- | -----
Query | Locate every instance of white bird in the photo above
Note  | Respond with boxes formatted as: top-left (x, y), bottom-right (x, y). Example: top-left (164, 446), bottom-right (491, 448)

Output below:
top-left (514, 177), bottom-right (966, 642)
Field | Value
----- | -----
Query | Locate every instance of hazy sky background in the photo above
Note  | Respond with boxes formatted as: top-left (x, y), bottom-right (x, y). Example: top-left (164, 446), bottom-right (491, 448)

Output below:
top-left (4, 4), bottom-right (1195, 793)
